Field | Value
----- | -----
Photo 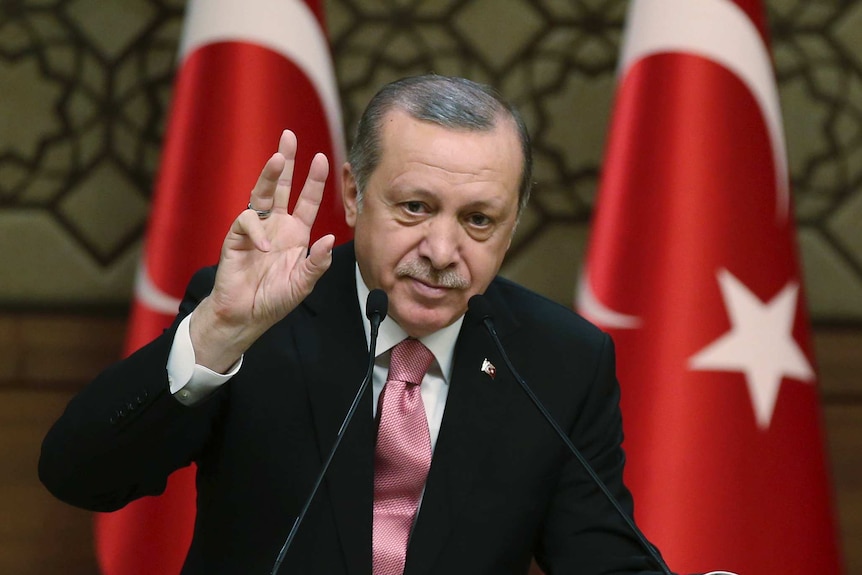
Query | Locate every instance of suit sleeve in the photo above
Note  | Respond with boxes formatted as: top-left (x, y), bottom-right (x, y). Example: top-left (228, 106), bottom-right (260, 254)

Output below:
top-left (534, 333), bottom-right (673, 575)
top-left (38, 267), bottom-right (227, 512)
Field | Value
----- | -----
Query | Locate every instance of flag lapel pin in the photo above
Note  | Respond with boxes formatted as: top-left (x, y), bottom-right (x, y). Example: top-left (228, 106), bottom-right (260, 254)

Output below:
top-left (481, 358), bottom-right (497, 379)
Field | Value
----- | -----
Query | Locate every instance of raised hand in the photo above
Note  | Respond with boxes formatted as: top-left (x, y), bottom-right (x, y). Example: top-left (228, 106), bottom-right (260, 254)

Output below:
top-left (190, 130), bottom-right (336, 372)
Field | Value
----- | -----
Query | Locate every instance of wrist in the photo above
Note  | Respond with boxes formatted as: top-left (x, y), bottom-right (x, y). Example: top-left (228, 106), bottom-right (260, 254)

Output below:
top-left (189, 297), bottom-right (263, 373)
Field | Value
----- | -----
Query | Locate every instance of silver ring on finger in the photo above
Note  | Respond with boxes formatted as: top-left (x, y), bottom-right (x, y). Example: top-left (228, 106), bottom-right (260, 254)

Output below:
top-left (247, 202), bottom-right (272, 220)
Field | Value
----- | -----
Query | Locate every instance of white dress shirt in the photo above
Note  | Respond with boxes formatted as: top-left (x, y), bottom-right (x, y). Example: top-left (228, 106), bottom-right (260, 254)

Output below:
top-left (356, 266), bottom-right (462, 451)
top-left (166, 265), bottom-right (463, 452)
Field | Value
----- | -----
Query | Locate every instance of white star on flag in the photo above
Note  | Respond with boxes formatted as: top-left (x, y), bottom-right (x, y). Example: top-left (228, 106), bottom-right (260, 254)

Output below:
top-left (689, 268), bottom-right (815, 429)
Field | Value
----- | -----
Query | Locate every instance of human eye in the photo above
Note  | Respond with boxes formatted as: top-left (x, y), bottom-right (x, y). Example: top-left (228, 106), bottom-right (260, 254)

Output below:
top-left (463, 212), bottom-right (498, 240)
top-left (466, 212), bottom-right (492, 228)
top-left (404, 200), bottom-right (426, 214)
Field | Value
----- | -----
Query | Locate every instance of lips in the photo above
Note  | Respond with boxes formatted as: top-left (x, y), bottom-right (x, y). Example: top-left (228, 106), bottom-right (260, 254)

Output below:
top-left (408, 276), bottom-right (452, 296)
top-left (413, 275), bottom-right (447, 289)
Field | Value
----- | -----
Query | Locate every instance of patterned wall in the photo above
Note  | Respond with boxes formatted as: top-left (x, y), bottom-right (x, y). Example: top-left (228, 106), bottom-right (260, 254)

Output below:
top-left (1, 0), bottom-right (861, 321)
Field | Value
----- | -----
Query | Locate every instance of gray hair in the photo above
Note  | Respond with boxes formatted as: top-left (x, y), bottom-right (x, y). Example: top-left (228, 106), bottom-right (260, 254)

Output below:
top-left (347, 75), bottom-right (533, 214)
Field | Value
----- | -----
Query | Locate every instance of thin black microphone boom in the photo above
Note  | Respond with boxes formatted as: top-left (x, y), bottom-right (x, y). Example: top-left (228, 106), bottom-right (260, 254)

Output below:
top-left (467, 295), bottom-right (673, 575)
top-left (271, 289), bottom-right (388, 575)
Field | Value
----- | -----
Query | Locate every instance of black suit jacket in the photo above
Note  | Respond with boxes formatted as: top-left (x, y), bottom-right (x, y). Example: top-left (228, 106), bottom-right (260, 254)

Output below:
top-left (40, 242), bottom-right (663, 574)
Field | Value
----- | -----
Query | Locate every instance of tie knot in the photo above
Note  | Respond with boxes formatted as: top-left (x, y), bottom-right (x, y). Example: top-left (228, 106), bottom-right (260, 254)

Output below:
top-left (388, 338), bottom-right (434, 386)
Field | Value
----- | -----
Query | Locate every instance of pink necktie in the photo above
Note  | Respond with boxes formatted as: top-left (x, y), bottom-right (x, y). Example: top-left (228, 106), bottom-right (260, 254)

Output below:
top-left (372, 338), bottom-right (435, 575)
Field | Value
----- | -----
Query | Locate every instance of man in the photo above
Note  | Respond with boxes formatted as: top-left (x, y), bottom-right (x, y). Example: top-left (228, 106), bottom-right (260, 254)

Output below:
top-left (40, 75), bottom-right (666, 574)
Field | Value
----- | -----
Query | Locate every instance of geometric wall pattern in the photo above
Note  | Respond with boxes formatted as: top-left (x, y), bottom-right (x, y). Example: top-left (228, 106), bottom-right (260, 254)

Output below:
top-left (1, 0), bottom-right (860, 321)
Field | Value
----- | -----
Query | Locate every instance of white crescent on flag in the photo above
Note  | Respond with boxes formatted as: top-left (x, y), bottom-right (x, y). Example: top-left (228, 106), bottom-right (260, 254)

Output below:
top-left (578, 0), bottom-right (789, 329)
top-left (134, 260), bottom-right (182, 316)
top-left (620, 0), bottom-right (789, 221)
top-left (576, 272), bottom-right (643, 329)
top-left (180, 0), bottom-right (345, 166)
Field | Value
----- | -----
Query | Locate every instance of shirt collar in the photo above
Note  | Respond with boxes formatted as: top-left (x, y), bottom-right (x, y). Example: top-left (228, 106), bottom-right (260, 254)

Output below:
top-left (356, 264), bottom-right (463, 382)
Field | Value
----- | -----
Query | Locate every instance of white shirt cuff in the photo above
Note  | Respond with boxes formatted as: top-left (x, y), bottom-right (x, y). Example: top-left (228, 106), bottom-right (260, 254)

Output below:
top-left (167, 312), bottom-right (242, 406)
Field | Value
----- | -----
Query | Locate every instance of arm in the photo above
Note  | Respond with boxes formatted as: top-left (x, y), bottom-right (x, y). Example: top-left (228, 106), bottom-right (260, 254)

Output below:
top-left (38, 268), bottom-right (223, 511)
top-left (190, 129), bottom-right (334, 373)
top-left (39, 130), bottom-right (335, 511)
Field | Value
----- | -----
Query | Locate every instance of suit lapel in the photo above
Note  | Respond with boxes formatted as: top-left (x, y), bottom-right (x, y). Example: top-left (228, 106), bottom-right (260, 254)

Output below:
top-left (299, 255), bottom-right (522, 575)
top-left (300, 243), bottom-right (375, 575)
top-left (405, 286), bottom-right (521, 575)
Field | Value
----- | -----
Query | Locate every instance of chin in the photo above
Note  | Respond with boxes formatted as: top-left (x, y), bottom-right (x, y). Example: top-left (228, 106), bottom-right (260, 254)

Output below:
top-left (392, 302), bottom-right (461, 337)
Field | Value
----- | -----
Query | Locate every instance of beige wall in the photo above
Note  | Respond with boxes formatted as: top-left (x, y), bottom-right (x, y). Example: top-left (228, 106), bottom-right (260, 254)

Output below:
top-left (1, 0), bottom-right (861, 317)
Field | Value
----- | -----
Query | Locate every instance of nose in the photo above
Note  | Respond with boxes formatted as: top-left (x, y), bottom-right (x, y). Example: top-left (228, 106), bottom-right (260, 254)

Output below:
top-left (418, 217), bottom-right (462, 270)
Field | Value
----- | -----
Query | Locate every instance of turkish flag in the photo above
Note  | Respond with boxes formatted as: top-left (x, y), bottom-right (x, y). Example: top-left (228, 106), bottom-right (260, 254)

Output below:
top-left (577, 1), bottom-right (843, 573)
top-left (94, 1), bottom-right (350, 573)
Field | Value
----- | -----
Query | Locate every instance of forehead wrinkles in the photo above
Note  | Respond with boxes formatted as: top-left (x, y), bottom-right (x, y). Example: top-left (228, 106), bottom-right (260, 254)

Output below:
top-left (372, 112), bottom-right (523, 205)
top-left (391, 161), bottom-right (514, 192)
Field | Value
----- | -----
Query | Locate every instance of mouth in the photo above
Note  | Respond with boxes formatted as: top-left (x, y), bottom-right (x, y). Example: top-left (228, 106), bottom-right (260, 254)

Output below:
top-left (408, 276), bottom-right (453, 296)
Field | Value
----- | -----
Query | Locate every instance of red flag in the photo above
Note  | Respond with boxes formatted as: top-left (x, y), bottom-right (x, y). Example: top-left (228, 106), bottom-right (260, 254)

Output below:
top-left (578, 0), bottom-right (843, 573)
top-left (95, 1), bottom-right (350, 573)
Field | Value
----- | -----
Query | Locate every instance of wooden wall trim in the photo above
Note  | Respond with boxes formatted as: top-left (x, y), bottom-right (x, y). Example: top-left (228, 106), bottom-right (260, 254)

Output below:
top-left (0, 313), bottom-right (126, 391)
top-left (3, 312), bottom-right (859, 400)
top-left (3, 312), bottom-right (860, 574)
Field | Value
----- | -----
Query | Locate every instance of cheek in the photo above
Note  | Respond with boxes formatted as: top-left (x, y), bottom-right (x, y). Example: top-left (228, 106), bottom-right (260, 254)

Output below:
top-left (363, 232), bottom-right (418, 283)
top-left (465, 244), bottom-right (507, 284)
top-left (383, 229), bottom-right (424, 262)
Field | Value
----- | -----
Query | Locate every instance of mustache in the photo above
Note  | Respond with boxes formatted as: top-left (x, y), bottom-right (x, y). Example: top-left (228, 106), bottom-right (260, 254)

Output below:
top-left (395, 259), bottom-right (469, 289)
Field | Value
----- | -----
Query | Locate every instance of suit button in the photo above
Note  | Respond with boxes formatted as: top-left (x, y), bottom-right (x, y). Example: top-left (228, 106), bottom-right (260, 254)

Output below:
top-left (136, 395), bottom-right (145, 405)
top-left (117, 408), bottom-right (126, 418)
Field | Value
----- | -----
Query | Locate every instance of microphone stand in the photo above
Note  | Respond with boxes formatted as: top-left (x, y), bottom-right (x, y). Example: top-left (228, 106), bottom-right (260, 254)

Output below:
top-left (270, 290), bottom-right (387, 575)
top-left (470, 295), bottom-right (673, 575)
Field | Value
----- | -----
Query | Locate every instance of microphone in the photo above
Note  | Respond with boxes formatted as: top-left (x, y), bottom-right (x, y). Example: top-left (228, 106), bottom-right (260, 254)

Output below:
top-left (467, 294), bottom-right (673, 575)
top-left (271, 289), bottom-right (388, 575)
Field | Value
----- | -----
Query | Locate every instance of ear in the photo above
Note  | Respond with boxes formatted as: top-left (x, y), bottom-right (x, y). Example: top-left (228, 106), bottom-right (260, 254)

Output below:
top-left (342, 162), bottom-right (359, 228)
top-left (506, 216), bottom-right (518, 251)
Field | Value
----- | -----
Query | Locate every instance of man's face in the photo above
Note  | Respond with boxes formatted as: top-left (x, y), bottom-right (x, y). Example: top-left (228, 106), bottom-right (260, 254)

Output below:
top-left (343, 110), bottom-right (523, 338)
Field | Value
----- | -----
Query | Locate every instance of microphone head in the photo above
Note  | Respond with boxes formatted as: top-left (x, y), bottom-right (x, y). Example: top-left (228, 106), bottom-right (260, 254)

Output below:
top-left (467, 294), bottom-right (494, 322)
top-left (366, 289), bottom-right (388, 322)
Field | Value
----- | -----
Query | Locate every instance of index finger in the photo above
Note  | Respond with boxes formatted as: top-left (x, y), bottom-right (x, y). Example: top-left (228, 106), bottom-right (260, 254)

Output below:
top-left (248, 152), bottom-right (284, 213)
